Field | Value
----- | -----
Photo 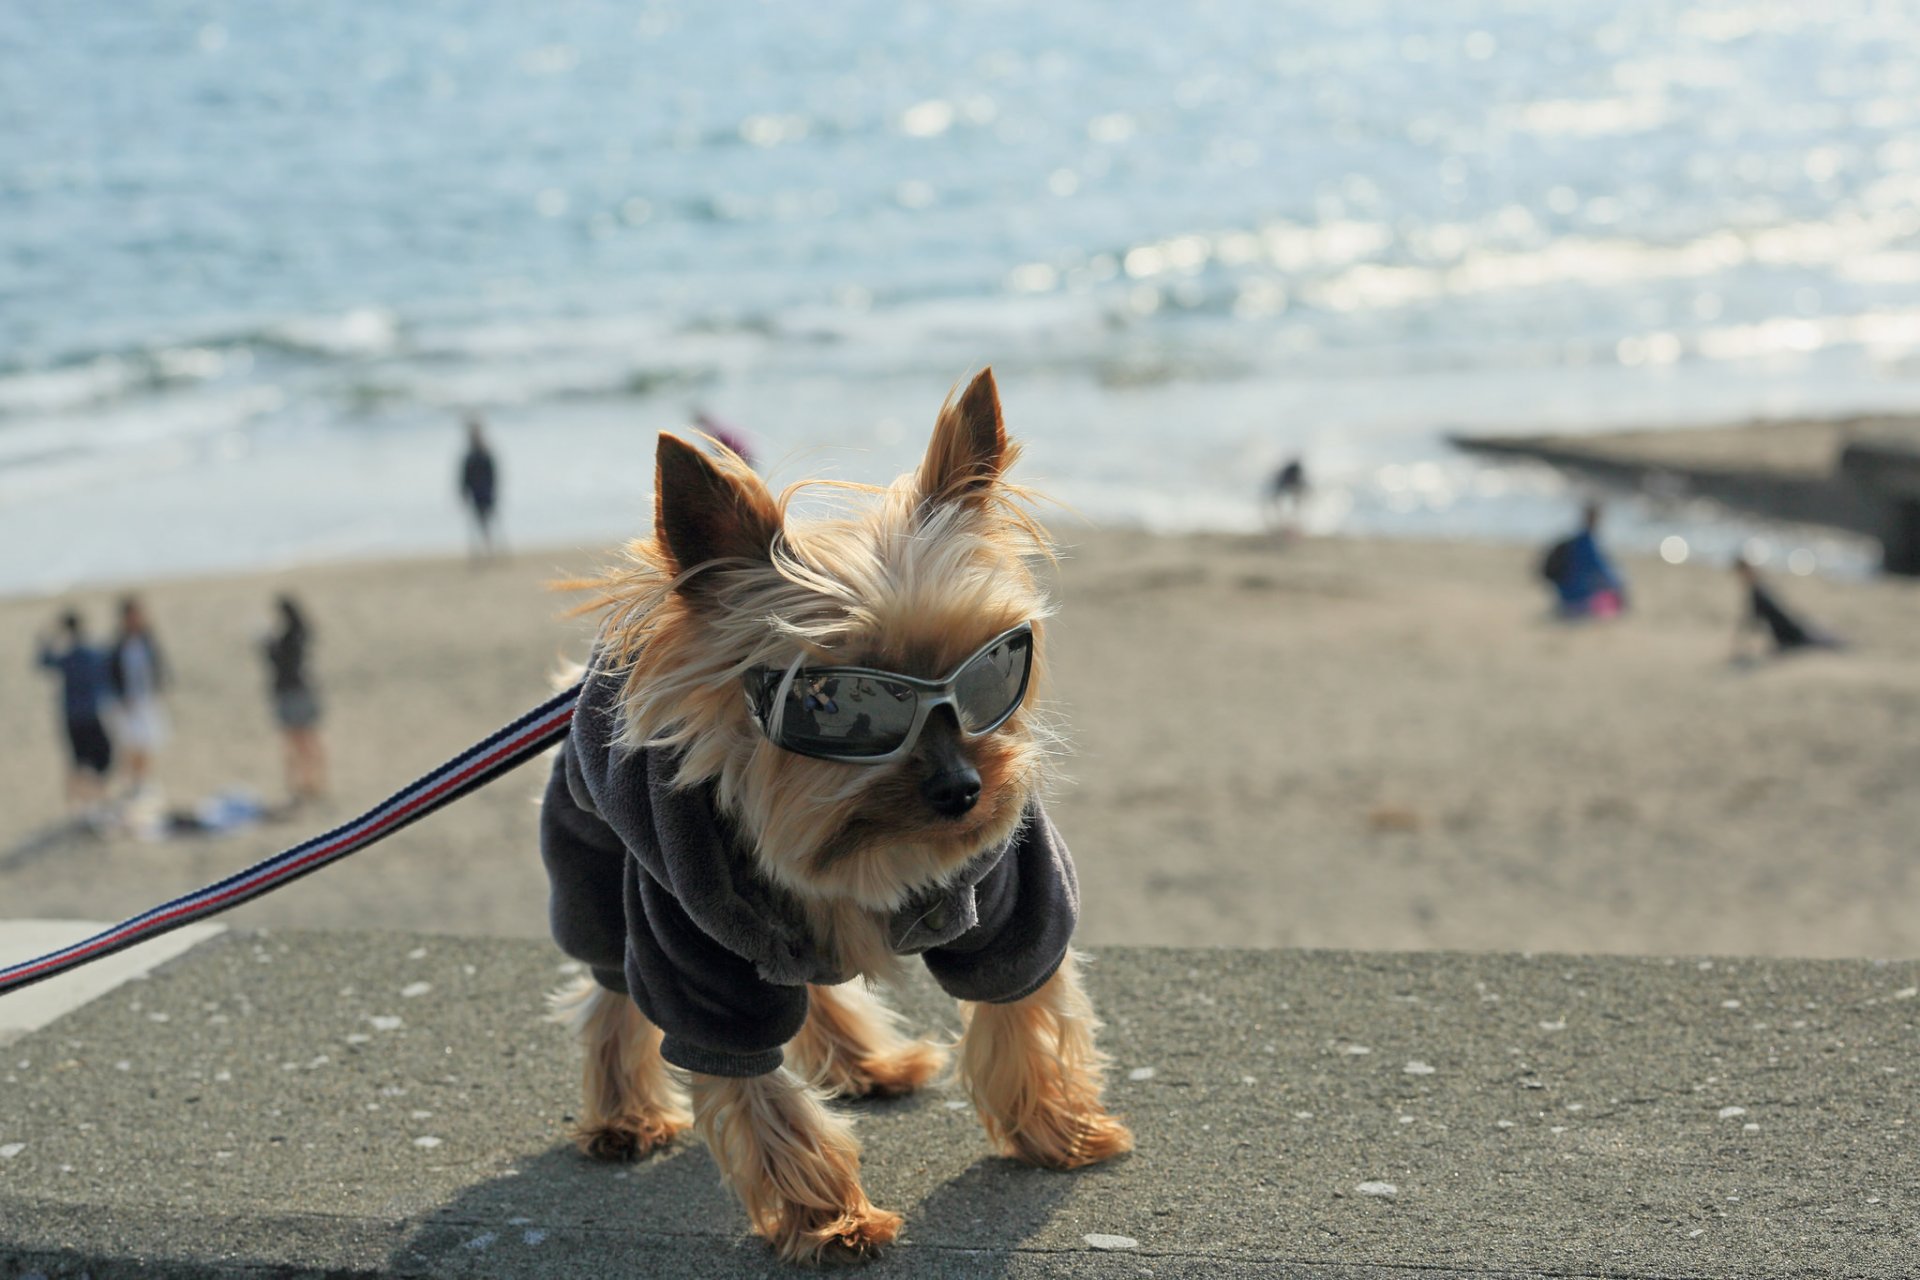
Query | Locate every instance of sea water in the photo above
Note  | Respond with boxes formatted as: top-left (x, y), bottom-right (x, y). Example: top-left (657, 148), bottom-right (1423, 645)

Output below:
top-left (4, 0), bottom-right (1915, 591)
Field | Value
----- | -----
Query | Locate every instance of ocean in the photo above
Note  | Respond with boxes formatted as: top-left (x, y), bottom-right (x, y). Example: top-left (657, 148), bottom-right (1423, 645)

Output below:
top-left (5, 0), bottom-right (1917, 592)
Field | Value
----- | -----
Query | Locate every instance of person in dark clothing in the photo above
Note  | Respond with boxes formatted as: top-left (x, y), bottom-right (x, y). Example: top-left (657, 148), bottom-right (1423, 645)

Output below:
top-left (1263, 455), bottom-right (1308, 531)
top-left (263, 594), bottom-right (327, 801)
top-left (458, 415), bottom-right (500, 559)
top-left (691, 408), bottom-right (756, 469)
top-left (1733, 558), bottom-right (1839, 659)
top-left (37, 611), bottom-right (115, 811)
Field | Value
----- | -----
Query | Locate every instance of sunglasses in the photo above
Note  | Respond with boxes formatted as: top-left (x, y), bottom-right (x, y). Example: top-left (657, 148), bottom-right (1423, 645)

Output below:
top-left (744, 623), bottom-right (1035, 764)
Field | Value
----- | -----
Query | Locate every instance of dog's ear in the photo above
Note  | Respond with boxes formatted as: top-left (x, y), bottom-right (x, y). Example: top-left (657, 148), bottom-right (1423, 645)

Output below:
top-left (916, 367), bottom-right (1008, 509)
top-left (654, 433), bottom-right (781, 586)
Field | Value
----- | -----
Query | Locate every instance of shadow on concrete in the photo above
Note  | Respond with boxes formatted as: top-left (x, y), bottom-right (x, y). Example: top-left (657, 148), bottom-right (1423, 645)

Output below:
top-left (0, 818), bottom-right (97, 873)
top-left (386, 1129), bottom-right (1092, 1277)
top-left (887, 1155), bottom-right (1082, 1276)
top-left (388, 1141), bottom-right (752, 1278)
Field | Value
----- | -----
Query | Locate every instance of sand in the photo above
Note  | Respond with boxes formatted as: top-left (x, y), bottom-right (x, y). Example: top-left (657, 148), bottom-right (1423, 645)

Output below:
top-left (4, 530), bottom-right (1918, 961)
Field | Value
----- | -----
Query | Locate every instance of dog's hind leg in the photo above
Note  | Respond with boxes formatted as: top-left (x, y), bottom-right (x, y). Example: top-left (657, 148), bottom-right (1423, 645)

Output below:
top-left (956, 947), bottom-right (1134, 1169)
top-left (691, 1067), bottom-right (901, 1264)
top-left (550, 974), bottom-right (690, 1161)
top-left (785, 981), bottom-right (946, 1099)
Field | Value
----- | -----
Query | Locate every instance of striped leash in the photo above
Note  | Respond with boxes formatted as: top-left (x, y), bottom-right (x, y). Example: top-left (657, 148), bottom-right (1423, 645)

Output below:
top-left (0, 681), bottom-right (582, 998)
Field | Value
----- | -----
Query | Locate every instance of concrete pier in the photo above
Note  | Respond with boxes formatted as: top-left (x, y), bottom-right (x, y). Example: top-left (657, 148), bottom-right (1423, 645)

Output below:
top-left (1452, 415), bottom-right (1920, 573)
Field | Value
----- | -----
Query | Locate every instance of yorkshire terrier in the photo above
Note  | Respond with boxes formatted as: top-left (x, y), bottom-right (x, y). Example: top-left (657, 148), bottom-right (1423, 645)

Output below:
top-left (538, 369), bottom-right (1132, 1263)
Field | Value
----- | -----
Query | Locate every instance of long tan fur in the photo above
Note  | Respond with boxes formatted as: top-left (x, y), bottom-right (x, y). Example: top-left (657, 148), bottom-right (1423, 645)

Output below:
top-left (549, 975), bottom-right (690, 1160)
top-left (957, 948), bottom-right (1134, 1168)
top-left (545, 372), bottom-right (1128, 1264)
top-left (558, 371), bottom-right (1061, 914)
top-left (787, 982), bottom-right (947, 1098)
top-left (691, 1069), bottom-right (901, 1264)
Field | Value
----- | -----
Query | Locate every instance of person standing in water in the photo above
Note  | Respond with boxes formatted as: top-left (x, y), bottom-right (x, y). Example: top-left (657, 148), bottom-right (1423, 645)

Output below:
top-left (458, 414), bottom-right (500, 559)
top-left (107, 595), bottom-right (169, 794)
top-left (36, 610), bottom-right (115, 815)
top-left (263, 594), bottom-right (327, 802)
top-left (1263, 455), bottom-right (1308, 532)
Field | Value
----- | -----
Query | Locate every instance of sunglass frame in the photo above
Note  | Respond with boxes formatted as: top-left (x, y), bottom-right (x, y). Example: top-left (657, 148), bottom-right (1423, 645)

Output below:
top-left (745, 621), bottom-right (1035, 765)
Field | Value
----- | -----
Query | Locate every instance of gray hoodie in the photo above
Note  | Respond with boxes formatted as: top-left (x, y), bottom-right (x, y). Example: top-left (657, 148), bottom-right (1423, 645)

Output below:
top-left (539, 658), bottom-right (1079, 1077)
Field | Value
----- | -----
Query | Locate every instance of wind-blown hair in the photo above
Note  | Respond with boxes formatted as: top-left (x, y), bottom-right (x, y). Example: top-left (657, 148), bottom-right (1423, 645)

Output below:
top-left (560, 371), bottom-right (1062, 917)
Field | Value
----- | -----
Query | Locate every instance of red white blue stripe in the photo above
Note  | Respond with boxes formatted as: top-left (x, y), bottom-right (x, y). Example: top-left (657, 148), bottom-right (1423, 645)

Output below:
top-left (0, 682), bottom-right (582, 998)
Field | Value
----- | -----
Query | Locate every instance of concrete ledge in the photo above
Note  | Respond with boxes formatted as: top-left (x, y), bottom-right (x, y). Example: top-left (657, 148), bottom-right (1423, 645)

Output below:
top-left (1, 931), bottom-right (1915, 1277)
top-left (0, 920), bottom-right (228, 1048)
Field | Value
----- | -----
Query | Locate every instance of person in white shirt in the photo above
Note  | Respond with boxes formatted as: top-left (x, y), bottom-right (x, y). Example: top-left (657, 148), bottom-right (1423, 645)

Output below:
top-left (107, 595), bottom-right (170, 793)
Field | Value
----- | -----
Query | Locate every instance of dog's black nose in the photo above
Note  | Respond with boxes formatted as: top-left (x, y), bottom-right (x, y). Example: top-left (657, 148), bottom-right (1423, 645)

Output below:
top-left (918, 706), bottom-right (981, 817)
top-left (922, 766), bottom-right (981, 817)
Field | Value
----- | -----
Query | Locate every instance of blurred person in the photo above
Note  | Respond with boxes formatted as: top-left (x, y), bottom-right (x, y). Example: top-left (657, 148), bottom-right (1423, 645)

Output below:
top-left (458, 414), bottom-right (500, 559)
top-left (262, 594), bottom-right (327, 802)
top-left (1263, 455), bottom-right (1308, 531)
top-left (35, 609), bottom-right (114, 813)
top-left (107, 595), bottom-right (169, 793)
top-left (1540, 501), bottom-right (1626, 619)
top-left (692, 407), bottom-right (756, 468)
top-left (1732, 557), bottom-right (1839, 660)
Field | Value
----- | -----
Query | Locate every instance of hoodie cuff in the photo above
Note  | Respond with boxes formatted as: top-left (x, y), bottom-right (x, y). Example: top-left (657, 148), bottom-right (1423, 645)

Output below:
top-left (659, 1035), bottom-right (785, 1078)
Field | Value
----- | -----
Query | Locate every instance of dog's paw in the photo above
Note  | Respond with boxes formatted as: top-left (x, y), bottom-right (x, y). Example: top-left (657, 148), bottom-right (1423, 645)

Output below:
top-left (997, 1104), bottom-right (1134, 1171)
top-left (832, 1040), bottom-right (946, 1100)
top-left (775, 1202), bottom-right (903, 1266)
top-left (572, 1110), bottom-right (688, 1162)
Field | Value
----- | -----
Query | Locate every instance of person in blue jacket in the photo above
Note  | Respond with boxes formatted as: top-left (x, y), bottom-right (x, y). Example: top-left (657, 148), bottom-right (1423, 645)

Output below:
top-left (1540, 502), bottom-right (1627, 619)
top-left (36, 611), bottom-right (115, 813)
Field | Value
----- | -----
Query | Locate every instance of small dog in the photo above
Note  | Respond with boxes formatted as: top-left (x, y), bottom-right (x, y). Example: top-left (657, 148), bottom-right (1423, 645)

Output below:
top-left (538, 369), bottom-right (1131, 1263)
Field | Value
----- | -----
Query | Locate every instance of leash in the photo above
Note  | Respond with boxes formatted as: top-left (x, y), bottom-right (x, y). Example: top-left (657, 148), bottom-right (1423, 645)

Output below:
top-left (0, 681), bottom-right (582, 998)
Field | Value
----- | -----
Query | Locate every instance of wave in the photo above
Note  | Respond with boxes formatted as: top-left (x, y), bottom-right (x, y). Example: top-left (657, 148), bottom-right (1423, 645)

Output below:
top-left (253, 308), bottom-right (403, 359)
top-left (986, 193), bottom-right (1920, 328)
top-left (0, 346), bottom-right (237, 417)
top-left (0, 309), bottom-right (406, 419)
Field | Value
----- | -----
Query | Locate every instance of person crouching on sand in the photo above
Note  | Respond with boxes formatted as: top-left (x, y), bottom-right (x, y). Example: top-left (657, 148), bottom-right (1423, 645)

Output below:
top-left (1540, 501), bottom-right (1627, 620)
top-left (263, 594), bottom-right (327, 803)
top-left (1732, 557), bottom-right (1840, 661)
top-left (36, 610), bottom-right (115, 817)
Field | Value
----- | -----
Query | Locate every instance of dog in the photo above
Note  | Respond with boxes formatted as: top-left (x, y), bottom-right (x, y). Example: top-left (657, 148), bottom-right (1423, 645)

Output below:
top-left (538, 368), bottom-right (1132, 1263)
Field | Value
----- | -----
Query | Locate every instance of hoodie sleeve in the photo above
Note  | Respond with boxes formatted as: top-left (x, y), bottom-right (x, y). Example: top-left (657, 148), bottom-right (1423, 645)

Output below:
top-left (539, 746), bottom-right (632, 988)
top-left (921, 802), bottom-right (1079, 1005)
top-left (620, 862), bottom-right (809, 1077)
top-left (538, 670), bottom-right (809, 1077)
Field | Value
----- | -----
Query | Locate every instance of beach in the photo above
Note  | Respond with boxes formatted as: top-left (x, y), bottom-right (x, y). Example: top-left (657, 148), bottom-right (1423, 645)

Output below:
top-left (6, 529), bottom-right (1918, 963)
top-left (16, 4), bottom-right (1920, 600)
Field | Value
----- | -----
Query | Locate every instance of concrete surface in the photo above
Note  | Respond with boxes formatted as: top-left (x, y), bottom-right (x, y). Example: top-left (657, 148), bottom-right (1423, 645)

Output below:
top-left (1, 930), bottom-right (1915, 1278)
top-left (0, 920), bottom-right (227, 1048)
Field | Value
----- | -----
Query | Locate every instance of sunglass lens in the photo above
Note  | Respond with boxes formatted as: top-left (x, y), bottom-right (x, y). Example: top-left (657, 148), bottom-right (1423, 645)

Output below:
top-left (773, 674), bottom-right (918, 758)
top-left (954, 630), bottom-right (1033, 733)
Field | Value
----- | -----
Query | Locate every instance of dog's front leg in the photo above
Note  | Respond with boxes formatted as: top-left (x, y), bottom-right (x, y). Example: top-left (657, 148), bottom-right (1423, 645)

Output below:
top-left (786, 981), bottom-right (946, 1098)
top-left (551, 975), bottom-right (690, 1160)
top-left (957, 947), bottom-right (1134, 1168)
top-left (690, 1067), bottom-right (901, 1264)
